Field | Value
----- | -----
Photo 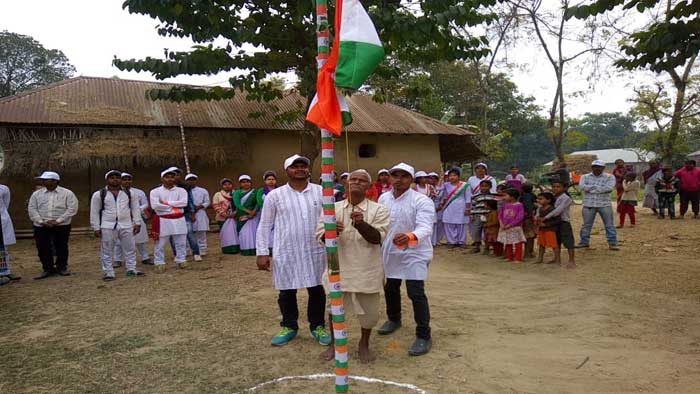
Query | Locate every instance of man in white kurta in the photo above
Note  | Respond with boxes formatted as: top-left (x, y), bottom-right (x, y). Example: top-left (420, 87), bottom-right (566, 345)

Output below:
top-left (90, 170), bottom-right (144, 280)
top-left (186, 174), bottom-right (211, 256)
top-left (0, 183), bottom-right (19, 284)
top-left (377, 162), bottom-right (435, 356)
top-left (256, 154), bottom-right (331, 347)
top-left (150, 169), bottom-right (189, 270)
top-left (115, 173), bottom-right (152, 265)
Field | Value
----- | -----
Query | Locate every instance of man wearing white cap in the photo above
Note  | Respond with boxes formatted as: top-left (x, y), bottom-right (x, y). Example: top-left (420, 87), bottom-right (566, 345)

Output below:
top-left (377, 162), bottom-right (435, 356)
top-left (578, 160), bottom-right (619, 250)
top-left (173, 168), bottom-right (202, 261)
top-left (28, 171), bottom-right (79, 279)
top-left (0, 182), bottom-right (19, 285)
top-left (256, 154), bottom-right (331, 347)
top-left (372, 168), bottom-right (392, 199)
top-left (118, 173), bottom-right (152, 265)
top-left (150, 168), bottom-right (189, 270)
top-left (90, 170), bottom-right (145, 280)
top-left (185, 173), bottom-right (210, 256)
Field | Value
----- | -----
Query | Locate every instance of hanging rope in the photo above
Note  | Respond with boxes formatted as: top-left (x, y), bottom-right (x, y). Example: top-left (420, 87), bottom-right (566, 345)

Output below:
top-left (176, 103), bottom-right (191, 174)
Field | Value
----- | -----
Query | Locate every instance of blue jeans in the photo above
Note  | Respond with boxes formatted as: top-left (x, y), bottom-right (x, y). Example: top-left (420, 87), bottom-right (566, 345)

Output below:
top-left (580, 206), bottom-right (617, 246)
top-left (169, 219), bottom-right (200, 256)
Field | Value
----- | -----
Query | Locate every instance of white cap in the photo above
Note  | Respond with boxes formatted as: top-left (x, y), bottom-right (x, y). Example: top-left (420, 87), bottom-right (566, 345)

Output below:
top-left (284, 154), bottom-right (311, 170)
top-left (120, 172), bottom-right (132, 179)
top-left (428, 172), bottom-right (439, 178)
top-left (592, 160), bottom-right (606, 167)
top-left (104, 169), bottom-right (122, 180)
top-left (378, 168), bottom-right (389, 175)
top-left (160, 168), bottom-right (179, 178)
top-left (415, 171), bottom-right (428, 178)
top-left (238, 174), bottom-right (252, 182)
top-left (185, 173), bottom-right (198, 180)
top-left (389, 162), bottom-right (415, 178)
top-left (475, 162), bottom-right (488, 170)
top-left (37, 171), bottom-right (60, 181)
top-left (340, 172), bottom-right (350, 179)
top-left (351, 169), bottom-right (372, 183)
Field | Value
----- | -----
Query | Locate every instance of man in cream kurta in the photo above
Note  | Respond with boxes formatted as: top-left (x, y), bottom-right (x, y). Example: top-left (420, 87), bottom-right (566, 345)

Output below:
top-left (377, 163), bottom-right (435, 357)
top-left (150, 168), bottom-right (189, 270)
top-left (186, 174), bottom-right (211, 256)
top-left (316, 169), bottom-right (389, 363)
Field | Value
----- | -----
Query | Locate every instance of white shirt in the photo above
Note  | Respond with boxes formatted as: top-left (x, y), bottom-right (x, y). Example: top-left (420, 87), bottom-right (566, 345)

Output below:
top-left (89, 187), bottom-right (143, 231)
top-left (379, 189), bottom-right (435, 281)
top-left (0, 184), bottom-right (16, 246)
top-left (256, 182), bottom-right (326, 290)
top-left (28, 186), bottom-right (79, 227)
top-left (149, 185), bottom-right (188, 236)
top-left (129, 187), bottom-right (150, 243)
top-left (191, 186), bottom-right (211, 232)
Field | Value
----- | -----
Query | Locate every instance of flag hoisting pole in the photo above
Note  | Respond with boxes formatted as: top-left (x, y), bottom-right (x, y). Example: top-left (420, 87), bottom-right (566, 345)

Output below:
top-left (314, 0), bottom-right (349, 392)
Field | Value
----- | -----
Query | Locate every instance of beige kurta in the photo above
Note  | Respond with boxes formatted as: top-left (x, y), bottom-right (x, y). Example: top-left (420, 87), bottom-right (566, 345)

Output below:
top-left (316, 198), bottom-right (389, 293)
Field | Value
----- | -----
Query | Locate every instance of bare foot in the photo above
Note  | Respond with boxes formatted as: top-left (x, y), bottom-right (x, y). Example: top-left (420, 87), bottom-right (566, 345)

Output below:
top-left (358, 345), bottom-right (376, 364)
top-left (320, 346), bottom-right (335, 361)
top-left (566, 262), bottom-right (577, 269)
top-left (545, 260), bottom-right (560, 265)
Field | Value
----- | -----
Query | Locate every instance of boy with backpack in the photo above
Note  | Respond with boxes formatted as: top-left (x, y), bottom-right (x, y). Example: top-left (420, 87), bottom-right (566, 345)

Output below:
top-left (89, 170), bottom-right (145, 281)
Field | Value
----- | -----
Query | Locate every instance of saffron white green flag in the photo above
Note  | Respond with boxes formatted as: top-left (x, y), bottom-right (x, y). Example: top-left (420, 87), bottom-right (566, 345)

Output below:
top-left (335, 0), bottom-right (384, 90)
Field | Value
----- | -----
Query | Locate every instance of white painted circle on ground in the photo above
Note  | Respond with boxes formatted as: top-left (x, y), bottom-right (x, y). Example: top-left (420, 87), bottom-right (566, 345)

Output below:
top-left (236, 373), bottom-right (429, 393)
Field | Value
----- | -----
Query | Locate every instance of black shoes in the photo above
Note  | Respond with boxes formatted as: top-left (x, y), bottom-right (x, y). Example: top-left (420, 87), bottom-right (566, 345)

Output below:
top-left (408, 338), bottom-right (432, 356)
top-left (57, 269), bottom-right (71, 276)
top-left (377, 320), bottom-right (401, 335)
top-left (141, 259), bottom-right (154, 265)
top-left (113, 261), bottom-right (123, 268)
top-left (33, 271), bottom-right (54, 280)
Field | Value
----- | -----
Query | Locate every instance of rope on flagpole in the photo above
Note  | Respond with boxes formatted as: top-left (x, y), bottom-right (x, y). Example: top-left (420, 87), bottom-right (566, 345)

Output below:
top-left (315, 0), bottom-right (349, 392)
top-left (176, 103), bottom-right (191, 174)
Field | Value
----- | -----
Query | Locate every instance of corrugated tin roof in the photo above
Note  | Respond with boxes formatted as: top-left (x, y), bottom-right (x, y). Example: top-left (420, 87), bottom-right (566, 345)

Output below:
top-left (0, 76), bottom-right (475, 136)
top-left (544, 148), bottom-right (656, 166)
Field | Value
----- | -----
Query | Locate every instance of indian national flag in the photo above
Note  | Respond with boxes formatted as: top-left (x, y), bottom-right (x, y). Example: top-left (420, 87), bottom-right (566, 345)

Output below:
top-left (306, 0), bottom-right (384, 135)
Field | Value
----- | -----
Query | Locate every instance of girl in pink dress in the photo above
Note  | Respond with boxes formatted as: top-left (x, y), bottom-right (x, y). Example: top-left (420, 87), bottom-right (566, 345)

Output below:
top-left (497, 189), bottom-right (526, 262)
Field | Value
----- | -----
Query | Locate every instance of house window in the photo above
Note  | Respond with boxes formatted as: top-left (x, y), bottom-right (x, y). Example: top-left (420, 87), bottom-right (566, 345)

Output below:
top-left (358, 144), bottom-right (376, 158)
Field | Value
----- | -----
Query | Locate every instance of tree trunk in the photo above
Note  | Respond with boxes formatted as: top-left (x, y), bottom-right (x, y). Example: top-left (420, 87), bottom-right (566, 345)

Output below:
top-left (557, 72), bottom-right (565, 163)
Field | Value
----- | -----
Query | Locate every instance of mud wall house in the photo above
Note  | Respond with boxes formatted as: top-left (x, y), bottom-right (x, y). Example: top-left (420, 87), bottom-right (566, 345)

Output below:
top-left (0, 76), bottom-right (482, 229)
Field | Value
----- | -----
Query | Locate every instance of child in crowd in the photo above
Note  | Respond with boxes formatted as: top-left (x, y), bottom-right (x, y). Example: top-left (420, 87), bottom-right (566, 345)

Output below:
top-left (617, 172), bottom-right (640, 228)
top-left (470, 180), bottom-right (497, 253)
top-left (519, 183), bottom-right (537, 259)
top-left (483, 199), bottom-right (502, 257)
top-left (548, 181), bottom-right (576, 268)
top-left (505, 166), bottom-right (526, 192)
top-left (495, 184), bottom-right (507, 211)
top-left (534, 192), bottom-right (560, 264)
top-left (497, 189), bottom-right (526, 262)
top-left (655, 168), bottom-right (680, 219)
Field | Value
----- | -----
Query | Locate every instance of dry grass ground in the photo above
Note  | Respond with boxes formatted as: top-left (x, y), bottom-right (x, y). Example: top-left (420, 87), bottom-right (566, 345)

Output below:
top-left (2, 206), bottom-right (700, 394)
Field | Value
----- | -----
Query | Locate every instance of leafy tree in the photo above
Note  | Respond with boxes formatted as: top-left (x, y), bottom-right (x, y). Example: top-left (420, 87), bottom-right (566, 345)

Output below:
top-left (565, 112), bottom-right (642, 151)
top-left (0, 31), bottom-right (76, 97)
top-left (114, 0), bottom-right (499, 163)
top-left (568, 0), bottom-right (699, 162)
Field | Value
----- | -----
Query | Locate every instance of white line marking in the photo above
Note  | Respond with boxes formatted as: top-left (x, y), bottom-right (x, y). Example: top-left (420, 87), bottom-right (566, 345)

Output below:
top-left (236, 373), bottom-right (429, 393)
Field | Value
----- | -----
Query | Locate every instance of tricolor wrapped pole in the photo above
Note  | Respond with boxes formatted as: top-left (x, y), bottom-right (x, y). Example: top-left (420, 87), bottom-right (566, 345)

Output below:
top-left (308, 1), bottom-right (384, 392)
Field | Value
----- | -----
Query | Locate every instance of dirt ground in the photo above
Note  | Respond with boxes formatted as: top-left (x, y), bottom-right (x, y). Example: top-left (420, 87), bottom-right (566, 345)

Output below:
top-left (2, 205), bottom-right (700, 394)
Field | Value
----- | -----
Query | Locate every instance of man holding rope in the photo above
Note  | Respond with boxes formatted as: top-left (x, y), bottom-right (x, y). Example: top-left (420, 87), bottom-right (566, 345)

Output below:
top-left (317, 169), bottom-right (389, 363)
top-left (377, 163), bottom-right (436, 356)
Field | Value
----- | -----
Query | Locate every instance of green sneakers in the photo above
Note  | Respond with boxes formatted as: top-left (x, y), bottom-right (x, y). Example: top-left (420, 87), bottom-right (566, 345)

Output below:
top-left (311, 326), bottom-right (332, 346)
top-left (271, 327), bottom-right (298, 346)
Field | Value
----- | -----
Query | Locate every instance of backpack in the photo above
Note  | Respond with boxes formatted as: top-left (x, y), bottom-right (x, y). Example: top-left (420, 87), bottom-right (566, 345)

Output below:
top-left (99, 187), bottom-right (133, 225)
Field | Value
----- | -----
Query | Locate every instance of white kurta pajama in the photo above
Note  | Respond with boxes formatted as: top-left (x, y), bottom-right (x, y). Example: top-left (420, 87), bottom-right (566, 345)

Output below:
top-left (256, 183), bottom-right (326, 290)
top-left (115, 187), bottom-right (150, 262)
top-left (379, 189), bottom-right (435, 281)
top-left (0, 185), bottom-right (17, 276)
top-left (440, 182), bottom-right (471, 245)
top-left (90, 188), bottom-right (143, 276)
top-left (191, 186), bottom-right (210, 254)
top-left (150, 186), bottom-right (188, 265)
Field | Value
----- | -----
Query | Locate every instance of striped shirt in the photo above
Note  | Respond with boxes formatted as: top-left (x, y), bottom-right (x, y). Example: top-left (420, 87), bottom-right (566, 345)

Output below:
top-left (256, 182), bottom-right (326, 290)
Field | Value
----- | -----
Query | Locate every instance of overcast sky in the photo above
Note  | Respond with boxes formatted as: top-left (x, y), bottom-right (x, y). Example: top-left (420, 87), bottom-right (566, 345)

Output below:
top-left (1, 0), bottom-right (644, 118)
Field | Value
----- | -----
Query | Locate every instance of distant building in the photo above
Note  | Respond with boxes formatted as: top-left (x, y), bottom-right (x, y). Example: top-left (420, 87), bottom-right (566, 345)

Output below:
top-left (545, 148), bottom-right (656, 174)
top-left (687, 150), bottom-right (700, 163)
top-left (0, 76), bottom-right (482, 229)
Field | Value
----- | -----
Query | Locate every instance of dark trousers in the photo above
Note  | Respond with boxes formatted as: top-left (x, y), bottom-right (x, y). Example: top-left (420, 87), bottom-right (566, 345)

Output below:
top-left (384, 278), bottom-right (431, 340)
top-left (33, 225), bottom-right (71, 272)
top-left (278, 285), bottom-right (326, 331)
top-left (658, 194), bottom-right (676, 218)
top-left (679, 190), bottom-right (700, 216)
